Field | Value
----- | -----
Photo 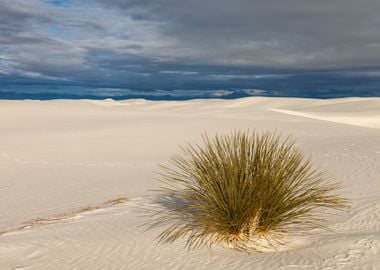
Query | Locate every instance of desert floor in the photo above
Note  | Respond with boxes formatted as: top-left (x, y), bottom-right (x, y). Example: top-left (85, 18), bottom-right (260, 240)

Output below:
top-left (0, 97), bottom-right (379, 269)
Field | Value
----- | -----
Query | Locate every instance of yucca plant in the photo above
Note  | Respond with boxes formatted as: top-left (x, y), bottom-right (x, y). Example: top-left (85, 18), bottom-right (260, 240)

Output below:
top-left (151, 131), bottom-right (348, 252)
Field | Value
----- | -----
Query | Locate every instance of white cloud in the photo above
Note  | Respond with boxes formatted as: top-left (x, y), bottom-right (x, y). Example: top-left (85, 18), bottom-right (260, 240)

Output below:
top-left (160, 71), bottom-right (199, 75)
top-left (210, 90), bottom-right (234, 97)
top-left (243, 89), bottom-right (267, 95)
top-left (340, 70), bottom-right (380, 78)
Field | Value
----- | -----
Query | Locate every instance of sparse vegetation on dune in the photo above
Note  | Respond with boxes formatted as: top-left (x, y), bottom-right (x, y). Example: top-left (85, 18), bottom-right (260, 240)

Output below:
top-left (152, 131), bottom-right (348, 252)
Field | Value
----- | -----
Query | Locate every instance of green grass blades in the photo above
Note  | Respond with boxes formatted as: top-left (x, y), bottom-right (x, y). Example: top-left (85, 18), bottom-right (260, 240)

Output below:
top-left (151, 131), bottom-right (348, 252)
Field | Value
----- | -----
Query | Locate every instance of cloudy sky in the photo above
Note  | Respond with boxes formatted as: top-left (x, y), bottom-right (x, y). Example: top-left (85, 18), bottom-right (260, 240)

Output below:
top-left (1, 0), bottom-right (380, 98)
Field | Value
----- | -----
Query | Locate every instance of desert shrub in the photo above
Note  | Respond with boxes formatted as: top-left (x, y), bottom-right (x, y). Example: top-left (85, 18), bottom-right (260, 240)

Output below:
top-left (151, 131), bottom-right (347, 252)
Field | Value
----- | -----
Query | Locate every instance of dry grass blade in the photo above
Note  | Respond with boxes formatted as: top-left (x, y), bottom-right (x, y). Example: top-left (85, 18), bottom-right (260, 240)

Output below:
top-left (150, 131), bottom-right (348, 252)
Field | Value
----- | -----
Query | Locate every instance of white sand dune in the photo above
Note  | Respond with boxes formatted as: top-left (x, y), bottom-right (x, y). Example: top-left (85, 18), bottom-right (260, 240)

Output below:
top-left (268, 98), bottom-right (380, 129)
top-left (0, 97), bottom-right (379, 269)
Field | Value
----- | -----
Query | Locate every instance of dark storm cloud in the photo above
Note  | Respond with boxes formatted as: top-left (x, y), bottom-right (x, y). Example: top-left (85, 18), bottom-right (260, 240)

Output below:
top-left (0, 0), bottom-right (380, 98)
top-left (0, 1), bottom-right (53, 31)
top-left (97, 0), bottom-right (380, 68)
